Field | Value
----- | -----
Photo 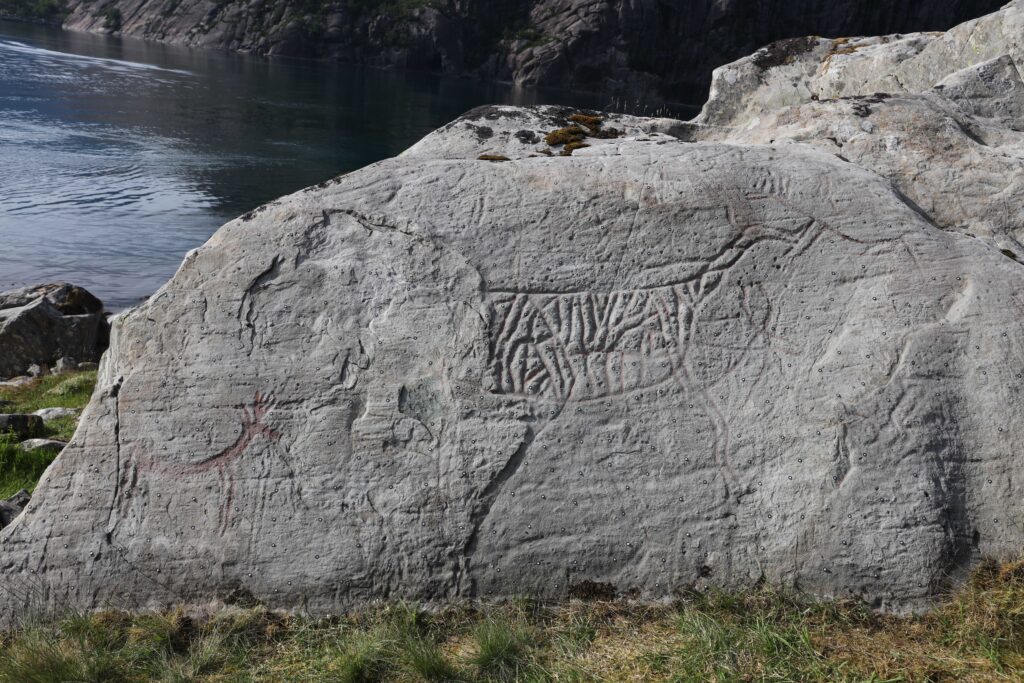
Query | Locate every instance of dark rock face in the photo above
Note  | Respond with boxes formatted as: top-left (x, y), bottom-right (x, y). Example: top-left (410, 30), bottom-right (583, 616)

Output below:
top-left (0, 490), bottom-right (30, 531)
top-left (0, 284), bottom-right (108, 380)
top-left (57, 0), bottom-right (1007, 105)
top-left (0, 415), bottom-right (44, 441)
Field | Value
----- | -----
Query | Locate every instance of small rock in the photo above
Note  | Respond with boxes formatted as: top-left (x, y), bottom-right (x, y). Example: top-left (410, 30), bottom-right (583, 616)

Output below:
top-left (77, 362), bottom-right (98, 371)
top-left (0, 376), bottom-right (32, 389)
top-left (26, 364), bottom-right (44, 378)
top-left (20, 438), bottom-right (67, 454)
top-left (33, 407), bottom-right (78, 421)
top-left (0, 489), bottom-right (30, 529)
top-left (0, 414), bottom-right (43, 440)
top-left (51, 357), bottom-right (77, 375)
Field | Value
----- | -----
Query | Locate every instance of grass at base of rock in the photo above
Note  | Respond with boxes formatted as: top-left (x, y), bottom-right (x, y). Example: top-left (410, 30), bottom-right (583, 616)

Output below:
top-left (0, 370), bottom-right (97, 417)
top-left (0, 436), bottom-right (54, 498)
top-left (0, 370), bottom-right (97, 495)
top-left (2, 558), bottom-right (1023, 681)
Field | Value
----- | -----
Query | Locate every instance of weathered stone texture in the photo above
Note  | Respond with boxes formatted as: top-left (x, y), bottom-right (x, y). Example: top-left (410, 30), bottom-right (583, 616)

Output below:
top-left (698, 0), bottom-right (1024, 127)
top-left (5, 3), bottom-right (1024, 622)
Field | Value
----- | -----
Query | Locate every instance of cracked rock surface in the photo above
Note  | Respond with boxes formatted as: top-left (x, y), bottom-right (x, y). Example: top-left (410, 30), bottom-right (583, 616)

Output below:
top-left (5, 2), bottom-right (1024, 621)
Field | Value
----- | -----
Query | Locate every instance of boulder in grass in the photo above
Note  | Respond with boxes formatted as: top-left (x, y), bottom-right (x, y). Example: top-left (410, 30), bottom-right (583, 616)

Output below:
top-left (33, 407), bottom-right (79, 422)
top-left (19, 439), bottom-right (67, 455)
top-left (0, 414), bottom-right (43, 441)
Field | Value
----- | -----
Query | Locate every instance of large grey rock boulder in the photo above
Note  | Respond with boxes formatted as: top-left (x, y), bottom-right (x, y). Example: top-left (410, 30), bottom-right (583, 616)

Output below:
top-left (689, 2), bottom-right (1024, 258)
top-left (19, 439), bottom-right (67, 455)
top-left (33, 408), bottom-right (79, 422)
top-left (697, 0), bottom-right (1024, 128)
top-left (5, 4), bottom-right (1024, 622)
top-left (0, 283), bottom-right (108, 380)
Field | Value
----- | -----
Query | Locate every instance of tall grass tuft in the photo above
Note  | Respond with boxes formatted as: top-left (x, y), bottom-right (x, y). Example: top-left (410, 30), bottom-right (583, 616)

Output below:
top-left (0, 434), bottom-right (55, 498)
top-left (470, 615), bottom-right (534, 680)
top-left (330, 629), bottom-right (390, 683)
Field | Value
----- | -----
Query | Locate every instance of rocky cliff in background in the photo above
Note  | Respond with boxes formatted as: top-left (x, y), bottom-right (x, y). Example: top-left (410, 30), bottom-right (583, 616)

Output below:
top-left (53, 0), bottom-right (1007, 105)
top-left (5, 1), bottom-right (1024, 622)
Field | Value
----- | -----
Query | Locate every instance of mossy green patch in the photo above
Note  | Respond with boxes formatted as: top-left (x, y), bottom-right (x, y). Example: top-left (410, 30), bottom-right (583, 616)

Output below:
top-left (544, 125), bottom-right (587, 147)
top-left (0, 371), bottom-right (97, 417)
top-left (544, 115), bottom-right (620, 154)
top-left (560, 141), bottom-right (589, 156)
top-left (568, 113), bottom-right (603, 130)
top-left (0, 371), bottom-right (97, 492)
top-left (0, 434), bottom-right (55, 498)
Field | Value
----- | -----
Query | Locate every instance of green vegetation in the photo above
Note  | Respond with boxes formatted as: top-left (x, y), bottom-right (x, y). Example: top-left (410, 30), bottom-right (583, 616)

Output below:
top-left (94, 5), bottom-right (122, 31)
top-left (0, 370), bottom-right (96, 431)
top-left (0, 0), bottom-right (67, 23)
top-left (2, 559), bottom-right (1024, 681)
top-left (0, 434), bottom-right (54, 498)
top-left (478, 154), bottom-right (511, 162)
top-left (0, 370), bottom-right (96, 497)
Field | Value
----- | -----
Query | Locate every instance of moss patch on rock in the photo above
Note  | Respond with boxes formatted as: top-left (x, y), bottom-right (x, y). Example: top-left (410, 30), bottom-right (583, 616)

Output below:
top-left (544, 114), bottom-right (621, 154)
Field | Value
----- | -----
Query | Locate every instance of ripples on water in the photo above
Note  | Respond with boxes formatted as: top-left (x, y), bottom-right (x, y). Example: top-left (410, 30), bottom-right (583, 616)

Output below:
top-left (0, 21), bottom-right (633, 308)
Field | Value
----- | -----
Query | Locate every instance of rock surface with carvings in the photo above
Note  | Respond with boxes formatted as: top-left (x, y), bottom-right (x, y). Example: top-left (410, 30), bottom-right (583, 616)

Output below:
top-left (5, 2), bottom-right (1024, 622)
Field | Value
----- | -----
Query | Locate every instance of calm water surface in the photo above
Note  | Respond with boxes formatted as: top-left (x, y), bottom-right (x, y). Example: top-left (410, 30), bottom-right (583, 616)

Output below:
top-left (0, 20), bottom-right (621, 308)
